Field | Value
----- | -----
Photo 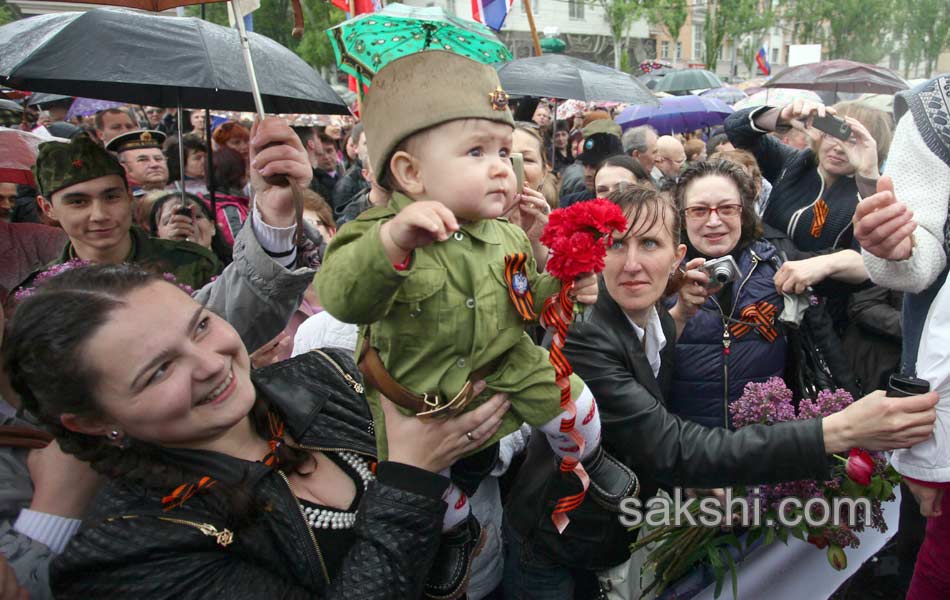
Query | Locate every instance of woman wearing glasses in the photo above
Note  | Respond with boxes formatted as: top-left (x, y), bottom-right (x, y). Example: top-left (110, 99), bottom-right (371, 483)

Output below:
top-left (665, 160), bottom-right (787, 429)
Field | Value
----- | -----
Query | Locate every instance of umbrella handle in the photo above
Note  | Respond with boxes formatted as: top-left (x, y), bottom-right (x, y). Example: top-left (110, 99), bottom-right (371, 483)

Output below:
top-left (290, 0), bottom-right (305, 39)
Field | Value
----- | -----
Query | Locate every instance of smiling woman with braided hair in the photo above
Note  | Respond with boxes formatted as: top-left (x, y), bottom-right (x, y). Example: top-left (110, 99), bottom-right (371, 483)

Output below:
top-left (4, 264), bottom-right (509, 600)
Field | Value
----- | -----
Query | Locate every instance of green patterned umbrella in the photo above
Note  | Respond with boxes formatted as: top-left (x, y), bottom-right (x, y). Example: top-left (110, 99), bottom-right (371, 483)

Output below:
top-left (327, 3), bottom-right (512, 85)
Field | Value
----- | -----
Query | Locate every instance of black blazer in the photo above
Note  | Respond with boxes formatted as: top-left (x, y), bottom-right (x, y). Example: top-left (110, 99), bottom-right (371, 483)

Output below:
top-left (505, 281), bottom-right (831, 570)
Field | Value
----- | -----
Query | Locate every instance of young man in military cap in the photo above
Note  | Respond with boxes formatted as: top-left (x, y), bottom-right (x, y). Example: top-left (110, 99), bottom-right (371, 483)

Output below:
top-left (317, 51), bottom-right (635, 600)
top-left (106, 129), bottom-right (169, 196)
top-left (32, 134), bottom-right (218, 290)
top-left (24, 119), bottom-right (323, 356)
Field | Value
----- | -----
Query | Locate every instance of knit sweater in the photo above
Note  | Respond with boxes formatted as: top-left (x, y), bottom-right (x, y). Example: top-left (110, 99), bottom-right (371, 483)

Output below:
top-left (862, 76), bottom-right (950, 484)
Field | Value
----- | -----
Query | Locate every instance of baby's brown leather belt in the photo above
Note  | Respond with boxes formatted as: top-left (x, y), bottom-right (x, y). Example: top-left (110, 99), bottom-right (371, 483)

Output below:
top-left (358, 338), bottom-right (500, 419)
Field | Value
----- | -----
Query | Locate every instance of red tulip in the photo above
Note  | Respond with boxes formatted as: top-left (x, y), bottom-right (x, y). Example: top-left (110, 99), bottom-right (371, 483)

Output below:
top-left (807, 534), bottom-right (828, 549)
top-left (827, 545), bottom-right (847, 570)
top-left (845, 448), bottom-right (874, 487)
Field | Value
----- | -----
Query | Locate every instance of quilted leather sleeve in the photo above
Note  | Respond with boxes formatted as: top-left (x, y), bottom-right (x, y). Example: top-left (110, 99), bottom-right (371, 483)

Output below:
top-left (327, 479), bottom-right (445, 599)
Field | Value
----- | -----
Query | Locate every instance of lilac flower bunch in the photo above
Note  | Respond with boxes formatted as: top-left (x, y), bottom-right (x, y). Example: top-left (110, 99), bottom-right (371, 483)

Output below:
top-left (798, 388), bottom-right (854, 419)
top-left (729, 377), bottom-right (797, 427)
top-left (729, 378), bottom-right (900, 573)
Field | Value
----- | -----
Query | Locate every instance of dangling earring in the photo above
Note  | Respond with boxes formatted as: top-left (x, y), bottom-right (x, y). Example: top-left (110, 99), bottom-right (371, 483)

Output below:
top-left (108, 430), bottom-right (130, 450)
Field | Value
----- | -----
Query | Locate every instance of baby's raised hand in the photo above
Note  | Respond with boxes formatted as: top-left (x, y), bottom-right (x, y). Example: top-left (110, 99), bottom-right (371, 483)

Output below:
top-left (572, 272), bottom-right (598, 305)
top-left (380, 201), bottom-right (460, 263)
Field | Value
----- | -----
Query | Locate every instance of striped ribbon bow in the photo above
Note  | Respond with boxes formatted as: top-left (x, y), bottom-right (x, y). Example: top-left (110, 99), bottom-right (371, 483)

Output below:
top-left (729, 301), bottom-right (779, 343)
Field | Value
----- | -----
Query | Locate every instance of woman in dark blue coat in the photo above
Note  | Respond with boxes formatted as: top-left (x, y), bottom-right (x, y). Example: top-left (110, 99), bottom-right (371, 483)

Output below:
top-left (667, 160), bottom-right (786, 429)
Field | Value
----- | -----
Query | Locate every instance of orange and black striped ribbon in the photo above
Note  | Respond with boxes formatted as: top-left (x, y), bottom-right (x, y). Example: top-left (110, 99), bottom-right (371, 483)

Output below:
top-left (162, 476), bottom-right (217, 512)
top-left (260, 410), bottom-right (286, 468)
top-left (162, 411), bottom-right (287, 511)
top-left (539, 282), bottom-right (590, 533)
top-left (729, 301), bottom-right (779, 343)
top-left (810, 198), bottom-right (829, 238)
top-left (504, 253), bottom-right (537, 321)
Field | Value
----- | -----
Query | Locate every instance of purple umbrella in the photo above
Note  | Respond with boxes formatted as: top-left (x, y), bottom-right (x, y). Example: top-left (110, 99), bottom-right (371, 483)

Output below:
top-left (616, 95), bottom-right (734, 134)
top-left (66, 97), bottom-right (126, 119)
top-left (699, 86), bottom-right (747, 105)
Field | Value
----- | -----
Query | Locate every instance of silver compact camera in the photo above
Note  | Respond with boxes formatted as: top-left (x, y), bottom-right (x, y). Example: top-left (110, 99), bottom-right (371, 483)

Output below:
top-left (700, 256), bottom-right (740, 288)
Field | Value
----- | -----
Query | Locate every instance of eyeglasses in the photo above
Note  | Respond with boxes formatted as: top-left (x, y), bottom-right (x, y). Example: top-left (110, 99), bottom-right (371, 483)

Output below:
top-left (683, 204), bottom-right (742, 220)
top-left (146, 108), bottom-right (162, 114)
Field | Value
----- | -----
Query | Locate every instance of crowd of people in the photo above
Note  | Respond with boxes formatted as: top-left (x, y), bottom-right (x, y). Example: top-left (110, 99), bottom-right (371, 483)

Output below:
top-left (1, 52), bottom-right (947, 600)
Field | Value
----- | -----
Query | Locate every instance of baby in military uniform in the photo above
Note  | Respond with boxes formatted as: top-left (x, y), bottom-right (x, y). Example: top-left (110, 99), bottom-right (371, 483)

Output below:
top-left (317, 52), bottom-right (635, 593)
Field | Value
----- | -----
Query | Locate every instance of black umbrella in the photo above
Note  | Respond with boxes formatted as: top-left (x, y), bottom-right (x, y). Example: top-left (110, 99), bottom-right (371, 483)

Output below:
top-left (0, 8), bottom-right (348, 115)
top-left (494, 54), bottom-right (658, 106)
top-left (26, 92), bottom-right (72, 107)
top-left (651, 69), bottom-right (723, 94)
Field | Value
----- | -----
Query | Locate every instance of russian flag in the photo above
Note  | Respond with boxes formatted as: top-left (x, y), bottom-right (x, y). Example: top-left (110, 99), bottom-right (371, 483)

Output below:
top-left (755, 47), bottom-right (771, 76)
top-left (472, 0), bottom-right (514, 32)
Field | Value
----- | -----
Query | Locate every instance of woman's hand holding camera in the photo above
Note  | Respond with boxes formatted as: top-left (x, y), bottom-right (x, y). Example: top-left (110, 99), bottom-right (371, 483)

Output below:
top-left (669, 258), bottom-right (712, 338)
top-left (779, 99), bottom-right (833, 143)
top-left (837, 117), bottom-right (879, 179)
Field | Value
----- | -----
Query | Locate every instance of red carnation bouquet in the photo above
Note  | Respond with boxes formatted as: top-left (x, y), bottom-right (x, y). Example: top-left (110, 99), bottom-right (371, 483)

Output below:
top-left (537, 198), bottom-right (627, 533)
top-left (540, 198), bottom-right (628, 285)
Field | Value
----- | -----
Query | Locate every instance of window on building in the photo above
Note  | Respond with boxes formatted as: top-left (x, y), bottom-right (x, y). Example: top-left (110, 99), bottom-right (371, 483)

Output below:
top-left (521, 0), bottom-right (538, 14)
top-left (676, 41), bottom-right (682, 60)
top-left (660, 41), bottom-right (670, 59)
top-left (772, 47), bottom-right (779, 64)
top-left (445, 0), bottom-right (456, 15)
top-left (569, 0), bottom-right (583, 20)
top-left (693, 25), bottom-right (704, 60)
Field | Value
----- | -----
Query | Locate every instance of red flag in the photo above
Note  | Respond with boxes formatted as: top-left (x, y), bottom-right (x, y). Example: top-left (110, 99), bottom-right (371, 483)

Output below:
top-left (329, 0), bottom-right (378, 14)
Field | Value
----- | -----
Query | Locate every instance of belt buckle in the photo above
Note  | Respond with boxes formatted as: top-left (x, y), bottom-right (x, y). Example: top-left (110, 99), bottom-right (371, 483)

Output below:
top-left (417, 392), bottom-right (450, 420)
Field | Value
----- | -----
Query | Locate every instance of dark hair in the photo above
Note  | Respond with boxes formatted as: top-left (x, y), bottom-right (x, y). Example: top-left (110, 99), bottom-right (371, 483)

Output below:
top-left (213, 147), bottom-right (247, 193)
top-left (164, 134), bottom-right (208, 183)
top-left (606, 185), bottom-right (686, 296)
top-left (674, 160), bottom-right (763, 249)
top-left (147, 192), bottom-right (233, 265)
top-left (94, 108), bottom-right (133, 131)
top-left (595, 155), bottom-right (650, 184)
top-left (706, 133), bottom-right (731, 157)
top-left (317, 132), bottom-right (337, 149)
top-left (606, 184), bottom-right (681, 246)
top-left (291, 125), bottom-right (316, 146)
top-left (3, 264), bottom-right (310, 527)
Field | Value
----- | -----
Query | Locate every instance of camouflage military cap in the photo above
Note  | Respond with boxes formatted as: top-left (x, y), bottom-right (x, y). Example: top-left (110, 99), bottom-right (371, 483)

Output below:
top-left (33, 135), bottom-right (128, 198)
